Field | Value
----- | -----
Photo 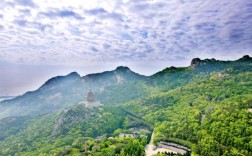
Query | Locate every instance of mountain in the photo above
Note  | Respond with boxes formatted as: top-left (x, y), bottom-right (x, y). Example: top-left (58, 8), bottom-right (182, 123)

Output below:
top-left (0, 55), bottom-right (251, 156)
top-left (0, 66), bottom-right (147, 119)
top-left (1, 56), bottom-right (251, 119)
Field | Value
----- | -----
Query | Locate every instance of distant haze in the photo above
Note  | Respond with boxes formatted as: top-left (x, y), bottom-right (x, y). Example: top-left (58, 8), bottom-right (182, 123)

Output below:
top-left (0, 96), bottom-right (15, 102)
top-left (0, 0), bottom-right (252, 95)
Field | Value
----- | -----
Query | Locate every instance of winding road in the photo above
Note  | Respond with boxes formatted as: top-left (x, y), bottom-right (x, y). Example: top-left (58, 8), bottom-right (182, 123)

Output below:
top-left (145, 132), bottom-right (176, 156)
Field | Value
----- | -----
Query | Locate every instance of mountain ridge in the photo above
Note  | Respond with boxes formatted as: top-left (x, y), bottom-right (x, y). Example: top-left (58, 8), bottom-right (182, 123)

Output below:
top-left (28, 55), bottom-right (252, 93)
top-left (0, 55), bottom-right (251, 119)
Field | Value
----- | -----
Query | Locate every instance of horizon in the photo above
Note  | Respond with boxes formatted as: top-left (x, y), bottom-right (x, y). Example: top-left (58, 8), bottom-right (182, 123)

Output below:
top-left (1, 0), bottom-right (252, 96)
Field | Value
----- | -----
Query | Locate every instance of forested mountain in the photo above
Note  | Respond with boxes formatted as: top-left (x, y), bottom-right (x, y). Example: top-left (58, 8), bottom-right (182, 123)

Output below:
top-left (0, 66), bottom-right (148, 119)
top-left (0, 55), bottom-right (251, 156)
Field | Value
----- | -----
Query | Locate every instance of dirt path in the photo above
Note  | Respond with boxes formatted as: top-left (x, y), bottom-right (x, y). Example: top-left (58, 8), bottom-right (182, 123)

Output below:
top-left (201, 114), bottom-right (205, 126)
top-left (145, 132), bottom-right (176, 156)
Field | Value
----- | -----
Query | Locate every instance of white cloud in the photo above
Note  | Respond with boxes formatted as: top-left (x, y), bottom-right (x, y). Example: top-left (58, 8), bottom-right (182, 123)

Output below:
top-left (0, 0), bottom-right (251, 68)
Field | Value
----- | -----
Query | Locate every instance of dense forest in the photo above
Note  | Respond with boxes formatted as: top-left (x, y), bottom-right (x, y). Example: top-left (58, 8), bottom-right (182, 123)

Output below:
top-left (0, 56), bottom-right (251, 155)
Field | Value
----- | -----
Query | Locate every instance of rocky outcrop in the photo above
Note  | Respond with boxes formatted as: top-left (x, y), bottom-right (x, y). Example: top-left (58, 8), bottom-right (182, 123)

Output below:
top-left (51, 105), bottom-right (92, 135)
top-left (190, 57), bottom-right (218, 68)
top-left (238, 55), bottom-right (252, 61)
top-left (190, 58), bottom-right (201, 68)
top-left (190, 55), bottom-right (251, 68)
top-left (115, 66), bottom-right (130, 72)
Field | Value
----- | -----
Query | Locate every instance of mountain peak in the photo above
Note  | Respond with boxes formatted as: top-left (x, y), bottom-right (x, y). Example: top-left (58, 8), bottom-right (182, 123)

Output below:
top-left (239, 55), bottom-right (252, 61)
top-left (190, 57), bottom-right (218, 68)
top-left (66, 72), bottom-right (81, 78)
top-left (40, 72), bottom-right (80, 89)
top-left (115, 66), bottom-right (130, 71)
top-left (190, 58), bottom-right (201, 68)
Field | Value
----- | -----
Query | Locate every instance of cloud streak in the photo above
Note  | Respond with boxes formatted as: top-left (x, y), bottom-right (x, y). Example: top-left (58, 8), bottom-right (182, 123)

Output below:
top-left (39, 9), bottom-right (83, 19)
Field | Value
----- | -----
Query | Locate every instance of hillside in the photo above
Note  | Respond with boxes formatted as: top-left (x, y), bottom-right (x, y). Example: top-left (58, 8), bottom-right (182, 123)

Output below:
top-left (125, 69), bottom-right (252, 155)
top-left (0, 66), bottom-right (149, 119)
top-left (0, 55), bottom-right (251, 156)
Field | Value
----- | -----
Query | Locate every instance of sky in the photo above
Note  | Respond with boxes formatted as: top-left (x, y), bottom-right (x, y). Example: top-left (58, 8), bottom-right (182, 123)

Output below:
top-left (0, 0), bottom-right (252, 96)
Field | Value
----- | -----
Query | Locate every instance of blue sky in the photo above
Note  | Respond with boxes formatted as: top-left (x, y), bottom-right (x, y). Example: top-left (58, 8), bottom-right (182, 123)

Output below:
top-left (0, 0), bottom-right (252, 95)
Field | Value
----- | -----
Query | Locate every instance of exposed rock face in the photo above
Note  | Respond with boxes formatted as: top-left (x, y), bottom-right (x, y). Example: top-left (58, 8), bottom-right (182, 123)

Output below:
top-left (51, 105), bottom-right (92, 135)
top-left (115, 74), bottom-right (124, 84)
top-left (52, 117), bottom-right (64, 135)
top-left (190, 57), bottom-right (219, 68)
top-left (190, 58), bottom-right (201, 68)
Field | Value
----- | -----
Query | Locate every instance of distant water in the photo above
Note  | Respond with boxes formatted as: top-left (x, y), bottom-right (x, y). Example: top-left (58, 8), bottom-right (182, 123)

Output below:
top-left (0, 96), bottom-right (15, 102)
